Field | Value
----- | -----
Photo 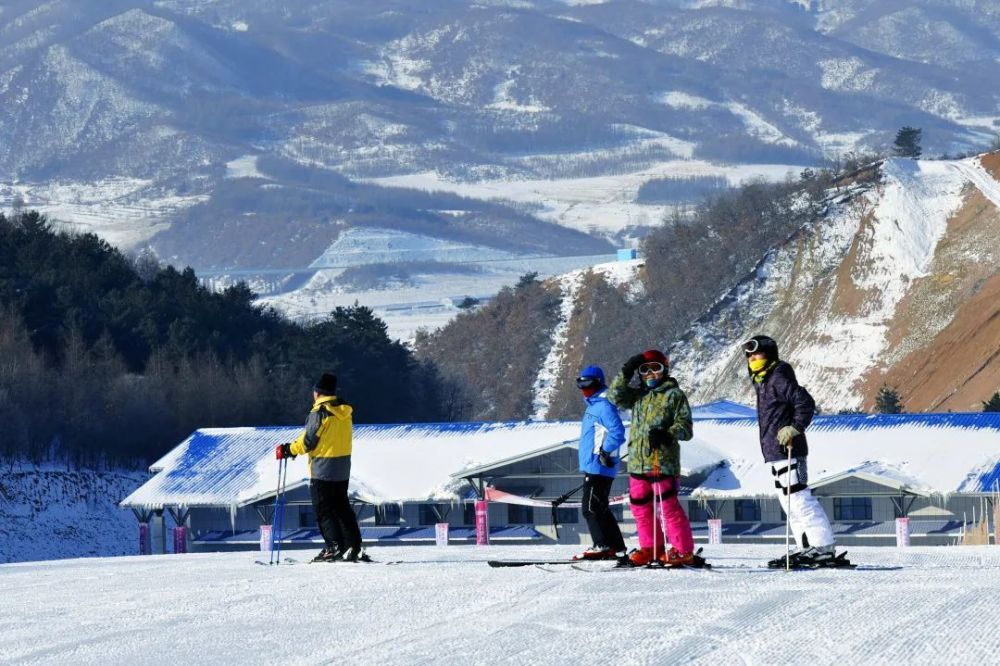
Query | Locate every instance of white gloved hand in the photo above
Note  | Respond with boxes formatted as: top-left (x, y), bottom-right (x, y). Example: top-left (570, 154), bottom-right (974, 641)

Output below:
top-left (776, 426), bottom-right (801, 450)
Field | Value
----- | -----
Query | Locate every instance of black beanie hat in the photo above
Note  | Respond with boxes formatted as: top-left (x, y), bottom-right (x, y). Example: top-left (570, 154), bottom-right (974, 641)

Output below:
top-left (314, 372), bottom-right (337, 395)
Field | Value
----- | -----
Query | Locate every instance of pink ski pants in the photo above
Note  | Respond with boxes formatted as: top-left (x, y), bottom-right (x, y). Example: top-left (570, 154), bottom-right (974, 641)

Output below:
top-left (629, 474), bottom-right (694, 554)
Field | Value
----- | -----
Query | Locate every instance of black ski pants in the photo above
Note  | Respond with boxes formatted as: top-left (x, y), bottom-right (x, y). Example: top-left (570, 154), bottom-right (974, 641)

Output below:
top-left (310, 478), bottom-right (361, 550)
top-left (581, 474), bottom-right (625, 552)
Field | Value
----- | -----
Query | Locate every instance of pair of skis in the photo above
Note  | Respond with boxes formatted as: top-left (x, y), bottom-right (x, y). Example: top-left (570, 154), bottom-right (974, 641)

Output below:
top-left (486, 554), bottom-right (901, 572)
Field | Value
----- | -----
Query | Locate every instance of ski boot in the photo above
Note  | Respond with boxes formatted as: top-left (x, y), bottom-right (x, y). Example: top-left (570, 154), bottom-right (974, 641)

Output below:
top-left (311, 546), bottom-right (338, 563)
top-left (660, 547), bottom-right (709, 568)
top-left (341, 546), bottom-right (372, 563)
top-left (797, 548), bottom-right (853, 569)
top-left (627, 547), bottom-right (656, 567)
top-left (767, 545), bottom-right (843, 569)
top-left (573, 545), bottom-right (620, 561)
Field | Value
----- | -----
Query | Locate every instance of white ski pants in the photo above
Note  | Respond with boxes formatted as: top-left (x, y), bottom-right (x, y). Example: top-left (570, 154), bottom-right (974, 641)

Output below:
top-left (768, 456), bottom-right (835, 549)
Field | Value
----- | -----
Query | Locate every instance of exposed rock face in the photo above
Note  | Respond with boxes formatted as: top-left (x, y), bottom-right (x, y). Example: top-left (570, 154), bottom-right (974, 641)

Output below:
top-left (667, 154), bottom-right (1000, 413)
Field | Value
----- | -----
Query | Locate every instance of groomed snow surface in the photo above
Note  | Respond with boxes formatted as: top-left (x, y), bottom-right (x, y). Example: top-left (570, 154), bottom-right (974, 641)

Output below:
top-left (5, 544), bottom-right (1000, 664)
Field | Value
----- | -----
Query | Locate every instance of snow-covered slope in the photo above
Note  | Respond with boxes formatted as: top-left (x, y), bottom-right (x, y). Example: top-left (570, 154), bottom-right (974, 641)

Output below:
top-left (5, 544), bottom-right (1000, 664)
top-left (0, 464), bottom-right (147, 563)
top-left (670, 154), bottom-right (1000, 412)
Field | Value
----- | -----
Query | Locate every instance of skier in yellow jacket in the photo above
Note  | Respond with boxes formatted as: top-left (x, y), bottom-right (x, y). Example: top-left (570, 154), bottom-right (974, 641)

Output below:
top-left (276, 372), bottom-right (365, 562)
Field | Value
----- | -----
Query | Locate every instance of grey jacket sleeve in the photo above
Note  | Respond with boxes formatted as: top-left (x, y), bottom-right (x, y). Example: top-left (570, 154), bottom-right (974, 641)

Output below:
top-left (302, 408), bottom-right (329, 452)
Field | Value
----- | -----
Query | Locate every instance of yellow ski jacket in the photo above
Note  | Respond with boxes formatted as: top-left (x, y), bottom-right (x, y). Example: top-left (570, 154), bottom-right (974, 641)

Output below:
top-left (289, 395), bottom-right (354, 482)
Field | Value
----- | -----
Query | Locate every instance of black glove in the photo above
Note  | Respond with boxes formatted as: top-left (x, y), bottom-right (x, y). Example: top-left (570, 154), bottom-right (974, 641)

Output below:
top-left (598, 449), bottom-right (615, 468)
top-left (622, 353), bottom-right (646, 378)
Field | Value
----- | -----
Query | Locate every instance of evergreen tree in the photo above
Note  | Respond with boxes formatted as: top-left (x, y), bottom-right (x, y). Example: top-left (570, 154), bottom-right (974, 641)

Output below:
top-left (983, 392), bottom-right (1000, 413)
top-left (892, 126), bottom-right (922, 158)
top-left (0, 210), bottom-right (457, 466)
top-left (875, 385), bottom-right (903, 414)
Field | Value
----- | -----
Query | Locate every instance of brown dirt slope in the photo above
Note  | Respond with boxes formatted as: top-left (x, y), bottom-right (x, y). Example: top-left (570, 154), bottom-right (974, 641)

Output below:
top-left (867, 160), bottom-right (1000, 411)
top-left (878, 273), bottom-right (1000, 411)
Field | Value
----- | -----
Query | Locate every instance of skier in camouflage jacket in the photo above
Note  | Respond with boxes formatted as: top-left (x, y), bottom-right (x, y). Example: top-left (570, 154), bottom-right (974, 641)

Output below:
top-left (608, 349), bottom-right (699, 567)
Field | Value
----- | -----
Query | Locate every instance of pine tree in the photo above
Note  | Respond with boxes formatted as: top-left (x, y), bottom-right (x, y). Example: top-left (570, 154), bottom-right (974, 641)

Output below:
top-left (892, 126), bottom-right (922, 158)
top-left (875, 385), bottom-right (903, 414)
top-left (983, 392), bottom-right (1000, 413)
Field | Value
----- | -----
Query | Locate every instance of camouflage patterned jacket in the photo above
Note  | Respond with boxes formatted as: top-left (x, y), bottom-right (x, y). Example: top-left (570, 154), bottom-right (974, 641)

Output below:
top-left (607, 373), bottom-right (693, 476)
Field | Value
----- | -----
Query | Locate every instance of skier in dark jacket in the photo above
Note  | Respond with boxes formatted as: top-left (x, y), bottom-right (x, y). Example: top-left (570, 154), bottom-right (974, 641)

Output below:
top-left (572, 365), bottom-right (627, 561)
top-left (743, 335), bottom-right (840, 568)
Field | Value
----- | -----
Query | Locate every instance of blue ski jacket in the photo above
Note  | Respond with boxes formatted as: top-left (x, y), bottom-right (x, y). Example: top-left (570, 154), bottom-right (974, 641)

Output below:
top-left (578, 389), bottom-right (626, 477)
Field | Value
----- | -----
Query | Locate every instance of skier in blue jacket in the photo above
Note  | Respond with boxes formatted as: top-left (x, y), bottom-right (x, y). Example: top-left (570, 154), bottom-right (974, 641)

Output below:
top-left (573, 365), bottom-right (627, 561)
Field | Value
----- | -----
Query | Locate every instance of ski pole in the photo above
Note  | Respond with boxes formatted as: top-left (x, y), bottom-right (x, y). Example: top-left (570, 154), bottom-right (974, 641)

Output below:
top-left (550, 483), bottom-right (584, 542)
top-left (652, 452), bottom-right (661, 565)
top-left (275, 457), bottom-right (289, 564)
top-left (270, 457), bottom-right (288, 565)
top-left (269, 457), bottom-right (282, 564)
top-left (785, 443), bottom-right (792, 573)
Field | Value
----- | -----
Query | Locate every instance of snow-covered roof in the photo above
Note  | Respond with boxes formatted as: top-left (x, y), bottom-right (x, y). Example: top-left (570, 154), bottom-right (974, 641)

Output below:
top-left (690, 399), bottom-right (756, 419)
top-left (121, 421), bottom-right (582, 509)
top-left (688, 413), bottom-right (1000, 498)
top-left (121, 410), bottom-right (1000, 510)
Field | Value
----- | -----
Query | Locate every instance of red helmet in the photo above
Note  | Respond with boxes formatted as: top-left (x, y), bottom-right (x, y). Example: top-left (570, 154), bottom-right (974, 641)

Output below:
top-left (641, 349), bottom-right (668, 367)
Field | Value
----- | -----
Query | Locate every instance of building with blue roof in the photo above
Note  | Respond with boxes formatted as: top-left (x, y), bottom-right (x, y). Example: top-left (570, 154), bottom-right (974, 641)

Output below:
top-left (121, 402), bottom-right (1000, 553)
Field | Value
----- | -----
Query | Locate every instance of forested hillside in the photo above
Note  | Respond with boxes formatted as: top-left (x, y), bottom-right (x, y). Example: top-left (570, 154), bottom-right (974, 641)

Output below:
top-left (0, 212), bottom-right (451, 467)
top-left (419, 162), bottom-right (855, 420)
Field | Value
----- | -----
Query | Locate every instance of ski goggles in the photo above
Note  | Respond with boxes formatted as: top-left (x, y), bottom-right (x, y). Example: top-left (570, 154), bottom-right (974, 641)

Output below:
top-left (575, 376), bottom-right (601, 389)
top-left (742, 339), bottom-right (761, 355)
top-left (638, 362), bottom-right (665, 376)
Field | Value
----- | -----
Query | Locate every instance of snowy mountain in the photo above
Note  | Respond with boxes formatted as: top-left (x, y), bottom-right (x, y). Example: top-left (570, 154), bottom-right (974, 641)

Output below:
top-left (668, 153), bottom-right (1000, 412)
top-left (527, 153), bottom-right (1000, 415)
top-left (2, 0), bottom-right (1000, 276)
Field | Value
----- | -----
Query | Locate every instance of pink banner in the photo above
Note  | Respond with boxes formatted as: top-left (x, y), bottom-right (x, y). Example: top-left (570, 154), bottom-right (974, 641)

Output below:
top-left (895, 517), bottom-right (910, 547)
top-left (138, 522), bottom-right (150, 555)
top-left (435, 522), bottom-right (450, 547)
top-left (475, 499), bottom-right (490, 546)
top-left (172, 526), bottom-right (188, 554)
top-left (708, 518), bottom-right (723, 545)
top-left (260, 525), bottom-right (273, 553)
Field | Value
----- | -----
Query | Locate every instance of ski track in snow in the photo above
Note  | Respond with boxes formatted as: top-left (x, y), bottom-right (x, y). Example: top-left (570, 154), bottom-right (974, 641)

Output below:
top-left (4, 544), bottom-right (1000, 665)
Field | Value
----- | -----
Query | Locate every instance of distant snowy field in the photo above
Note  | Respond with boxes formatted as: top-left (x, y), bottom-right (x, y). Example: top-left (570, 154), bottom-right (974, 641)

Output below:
top-left (259, 226), bottom-right (624, 340)
top-left (365, 160), bottom-right (802, 234)
top-left (5, 544), bottom-right (1000, 664)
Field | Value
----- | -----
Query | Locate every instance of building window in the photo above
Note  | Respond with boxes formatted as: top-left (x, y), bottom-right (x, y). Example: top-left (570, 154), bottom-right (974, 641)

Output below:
top-left (687, 502), bottom-right (710, 522)
top-left (375, 503), bottom-right (400, 526)
top-left (463, 502), bottom-right (477, 525)
top-left (419, 504), bottom-right (444, 525)
top-left (507, 504), bottom-right (534, 524)
top-left (735, 500), bottom-right (761, 522)
top-left (299, 506), bottom-right (316, 528)
top-left (555, 507), bottom-right (578, 524)
top-left (834, 497), bottom-right (872, 521)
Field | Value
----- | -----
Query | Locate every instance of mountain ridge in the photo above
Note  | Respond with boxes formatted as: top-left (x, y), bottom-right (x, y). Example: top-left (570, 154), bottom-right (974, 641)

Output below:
top-left (4, 0), bottom-right (999, 277)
